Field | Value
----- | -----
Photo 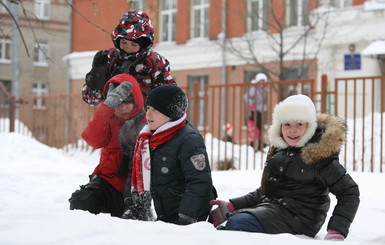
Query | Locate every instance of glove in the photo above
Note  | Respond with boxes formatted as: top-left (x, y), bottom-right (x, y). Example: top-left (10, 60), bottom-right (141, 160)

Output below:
top-left (324, 230), bottom-right (345, 241)
top-left (85, 50), bottom-right (109, 90)
top-left (121, 191), bottom-right (154, 221)
top-left (103, 81), bottom-right (133, 108)
top-left (121, 197), bottom-right (139, 220)
top-left (209, 200), bottom-right (235, 227)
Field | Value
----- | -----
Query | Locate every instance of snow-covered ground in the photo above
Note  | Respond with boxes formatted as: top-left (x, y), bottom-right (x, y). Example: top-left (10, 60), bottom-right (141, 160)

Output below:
top-left (0, 132), bottom-right (384, 245)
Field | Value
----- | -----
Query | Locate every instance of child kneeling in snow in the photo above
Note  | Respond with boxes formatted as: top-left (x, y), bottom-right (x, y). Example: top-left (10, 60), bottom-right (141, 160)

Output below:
top-left (69, 74), bottom-right (145, 217)
top-left (121, 84), bottom-right (216, 225)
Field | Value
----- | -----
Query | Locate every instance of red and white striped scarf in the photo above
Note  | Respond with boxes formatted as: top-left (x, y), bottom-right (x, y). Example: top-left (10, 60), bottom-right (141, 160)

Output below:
top-left (131, 114), bottom-right (187, 194)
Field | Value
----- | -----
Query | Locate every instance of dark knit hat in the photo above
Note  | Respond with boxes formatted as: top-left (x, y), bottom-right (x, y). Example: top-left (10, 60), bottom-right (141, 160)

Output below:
top-left (145, 85), bottom-right (188, 121)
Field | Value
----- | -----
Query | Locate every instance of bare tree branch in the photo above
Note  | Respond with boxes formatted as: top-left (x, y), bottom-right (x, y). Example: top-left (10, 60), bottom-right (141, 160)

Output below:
top-left (218, 1), bottom-right (330, 81)
top-left (63, 0), bottom-right (109, 35)
top-left (0, 0), bottom-right (29, 56)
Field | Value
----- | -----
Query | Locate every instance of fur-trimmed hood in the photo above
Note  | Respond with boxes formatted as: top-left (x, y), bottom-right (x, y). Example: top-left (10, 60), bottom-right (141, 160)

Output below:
top-left (268, 113), bottom-right (347, 165)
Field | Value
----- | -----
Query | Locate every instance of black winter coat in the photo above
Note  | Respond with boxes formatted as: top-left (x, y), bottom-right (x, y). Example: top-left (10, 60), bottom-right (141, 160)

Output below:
top-left (230, 114), bottom-right (360, 238)
top-left (150, 122), bottom-right (214, 224)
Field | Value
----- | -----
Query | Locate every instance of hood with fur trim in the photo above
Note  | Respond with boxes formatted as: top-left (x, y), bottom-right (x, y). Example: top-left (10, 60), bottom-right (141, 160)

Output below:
top-left (268, 113), bottom-right (347, 165)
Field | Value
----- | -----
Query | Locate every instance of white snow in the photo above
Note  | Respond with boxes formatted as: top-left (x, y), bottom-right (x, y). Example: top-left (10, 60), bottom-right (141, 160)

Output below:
top-left (361, 40), bottom-right (385, 56)
top-left (0, 132), bottom-right (384, 245)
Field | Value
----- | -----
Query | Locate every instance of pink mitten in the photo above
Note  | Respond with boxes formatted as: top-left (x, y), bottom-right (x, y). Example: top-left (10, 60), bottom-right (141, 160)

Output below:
top-left (324, 230), bottom-right (344, 241)
top-left (209, 200), bottom-right (235, 227)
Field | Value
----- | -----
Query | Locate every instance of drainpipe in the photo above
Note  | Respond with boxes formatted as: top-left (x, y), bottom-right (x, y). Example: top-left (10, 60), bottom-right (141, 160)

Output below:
top-left (11, 1), bottom-right (19, 118)
top-left (220, 0), bottom-right (227, 139)
top-left (63, 0), bottom-right (73, 148)
top-left (221, 0), bottom-right (227, 85)
top-left (66, 0), bottom-right (73, 94)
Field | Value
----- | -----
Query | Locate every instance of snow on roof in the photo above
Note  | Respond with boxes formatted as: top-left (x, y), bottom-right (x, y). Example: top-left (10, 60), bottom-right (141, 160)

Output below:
top-left (62, 51), bottom-right (98, 61)
top-left (361, 40), bottom-right (385, 56)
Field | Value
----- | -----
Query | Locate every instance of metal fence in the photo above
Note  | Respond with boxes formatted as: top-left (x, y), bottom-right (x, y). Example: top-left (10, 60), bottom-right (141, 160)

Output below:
top-left (331, 76), bottom-right (385, 172)
top-left (19, 94), bottom-right (96, 150)
top-left (1, 75), bottom-right (384, 172)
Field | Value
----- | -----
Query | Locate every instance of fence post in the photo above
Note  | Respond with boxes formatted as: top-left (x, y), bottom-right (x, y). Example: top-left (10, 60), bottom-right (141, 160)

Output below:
top-left (320, 74), bottom-right (328, 113)
top-left (9, 96), bottom-right (16, 132)
top-left (193, 81), bottom-right (200, 127)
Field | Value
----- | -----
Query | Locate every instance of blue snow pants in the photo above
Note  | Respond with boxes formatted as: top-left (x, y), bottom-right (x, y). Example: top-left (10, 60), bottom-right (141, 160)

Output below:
top-left (225, 213), bottom-right (266, 233)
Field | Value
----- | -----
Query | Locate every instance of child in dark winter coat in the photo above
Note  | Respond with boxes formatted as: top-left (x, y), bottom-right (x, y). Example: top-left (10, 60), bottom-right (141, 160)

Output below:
top-left (82, 11), bottom-right (175, 106)
top-left (69, 74), bottom-right (146, 217)
top-left (210, 94), bottom-right (360, 240)
top-left (121, 84), bottom-right (215, 225)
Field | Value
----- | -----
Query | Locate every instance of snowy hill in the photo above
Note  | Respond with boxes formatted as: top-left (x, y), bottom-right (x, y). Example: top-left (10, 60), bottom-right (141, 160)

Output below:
top-left (0, 132), bottom-right (384, 245)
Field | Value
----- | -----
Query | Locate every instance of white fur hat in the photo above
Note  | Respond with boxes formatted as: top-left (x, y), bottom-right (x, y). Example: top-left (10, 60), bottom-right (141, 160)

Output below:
top-left (256, 73), bottom-right (268, 82)
top-left (268, 94), bottom-right (317, 148)
top-left (252, 73), bottom-right (268, 84)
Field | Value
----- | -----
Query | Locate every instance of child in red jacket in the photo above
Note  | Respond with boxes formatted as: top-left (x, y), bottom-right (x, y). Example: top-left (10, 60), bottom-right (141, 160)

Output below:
top-left (69, 74), bottom-right (145, 217)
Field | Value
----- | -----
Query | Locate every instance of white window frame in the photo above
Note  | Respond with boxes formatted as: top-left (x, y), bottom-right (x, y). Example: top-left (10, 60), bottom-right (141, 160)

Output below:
top-left (0, 38), bottom-right (12, 63)
top-left (286, 0), bottom-right (309, 27)
top-left (247, 0), bottom-right (269, 33)
top-left (35, 0), bottom-right (51, 20)
top-left (160, 0), bottom-right (177, 43)
top-left (330, 0), bottom-right (353, 8)
top-left (32, 81), bottom-right (49, 110)
top-left (191, 0), bottom-right (209, 39)
top-left (33, 40), bottom-right (49, 66)
top-left (130, 0), bottom-right (146, 11)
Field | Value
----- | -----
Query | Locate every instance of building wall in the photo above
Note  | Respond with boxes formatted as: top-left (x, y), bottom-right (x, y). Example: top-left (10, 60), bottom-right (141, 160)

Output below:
top-left (0, 0), bottom-right (71, 96)
top-left (71, 0), bottom-right (129, 52)
top-left (65, 0), bottom-right (385, 96)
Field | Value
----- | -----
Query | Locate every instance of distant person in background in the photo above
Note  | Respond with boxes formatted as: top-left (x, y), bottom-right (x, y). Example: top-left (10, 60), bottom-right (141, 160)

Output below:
top-left (82, 11), bottom-right (175, 106)
top-left (210, 94), bottom-right (360, 240)
top-left (222, 123), bottom-right (234, 143)
top-left (244, 73), bottom-right (268, 150)
top-left (69, 74), bottom-right (145, 217)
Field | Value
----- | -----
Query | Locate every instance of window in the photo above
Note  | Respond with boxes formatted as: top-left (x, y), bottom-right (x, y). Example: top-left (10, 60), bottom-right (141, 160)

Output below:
top-left (0, 80), bottom-right (12, 109)
top-left (191, 0), bottom-right (209, 39)
top-left (130, 0), bottom-right (146, 11)
top-left (0, 38), bottom-right (12, 63)
top-left (35, 0), bottom-right (51, 20)
top-left (248, 0), bottom-right (269, 32)
top-left (0, 80), bottom-right (11, 94)
top-left (331, 0), bottom-right (353, 8)
top-left (33, 40), bottom-right (49, 66)
top-left (32, 82), bottom-right (48, 110)
top-left (279, 66), bottom-right (310, 100)
top-left (286, 0), bottom-right (309, 27)
top-left (188, 75), bottom-right (208, 129)
top-left (160, 0), bottom-right (177, 42)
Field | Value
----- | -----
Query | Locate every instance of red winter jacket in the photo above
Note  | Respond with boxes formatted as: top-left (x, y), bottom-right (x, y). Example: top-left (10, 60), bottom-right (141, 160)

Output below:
top-left (82, 74), bottom-right (144, 193)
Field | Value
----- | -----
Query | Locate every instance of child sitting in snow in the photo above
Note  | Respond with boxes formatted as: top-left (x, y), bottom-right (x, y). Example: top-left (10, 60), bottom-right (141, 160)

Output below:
top-left (69, 74), bottom-right (145, 217)
top-left (121, 84), bottom-right (216, 225)
top-left (210, 94), bottom-right (360, 240)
